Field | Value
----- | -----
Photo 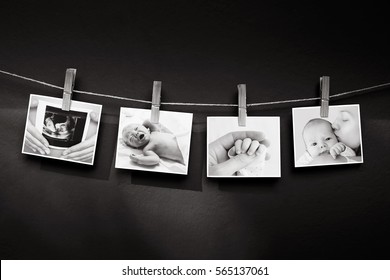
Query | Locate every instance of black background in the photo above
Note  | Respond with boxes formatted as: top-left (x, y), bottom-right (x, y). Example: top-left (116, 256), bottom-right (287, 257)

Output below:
top-left (1, 1), bottom-right (390, 259)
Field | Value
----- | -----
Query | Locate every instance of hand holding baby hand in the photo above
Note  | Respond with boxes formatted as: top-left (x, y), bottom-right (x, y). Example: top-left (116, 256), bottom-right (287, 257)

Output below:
top-left (209, 131), bottom-right (270, 176)
top-left (231, 138), bottom-right (268, 164)
top-left (330, 142), bottom-right (346, 159)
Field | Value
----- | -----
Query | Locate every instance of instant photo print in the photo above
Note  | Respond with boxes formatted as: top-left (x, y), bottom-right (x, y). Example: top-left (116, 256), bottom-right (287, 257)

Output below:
top-left (207, 117), bottom-right (281, 178)
top-left (37, 103), bottom-right (90, 148)
top-left (115, 107), bottom-right (193, 175)
top-left (22, 94), bottom-right (102, 165)
top-left (292, 104), bottom-right (363, 168)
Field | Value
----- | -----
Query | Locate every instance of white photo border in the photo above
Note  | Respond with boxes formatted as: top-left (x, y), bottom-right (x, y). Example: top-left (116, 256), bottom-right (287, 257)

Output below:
top-left (35, 100), bottom-right (92, 149)
top-left (21, 94), bottom-right (102, 165)
top-left (114, 107), bottom-right (193, 175)
top-left (207, 116), bottom-right (281, 178)
top-left (292, 104), bottom-right (364, 168)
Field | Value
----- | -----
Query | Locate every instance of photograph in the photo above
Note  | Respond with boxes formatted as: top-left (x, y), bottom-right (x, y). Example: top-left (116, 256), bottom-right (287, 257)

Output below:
top-left (115, 107), bottom-right (193, 175)
top-left (22, 94), bottom-right (102, 165)
top-left (292, 104), bottom-right (363, 168)
top-left (207, 117), bottom-right (281, 178)
top-left (39, 105), bottom-right (88, 148)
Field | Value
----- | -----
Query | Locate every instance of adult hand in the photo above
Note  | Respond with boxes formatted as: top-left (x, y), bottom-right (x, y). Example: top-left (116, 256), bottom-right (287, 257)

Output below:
top-left (61, 136), bottom-right (96, 162)
top-left (208, 131), bottom-right (270, 176)
top-left (61, 111), bottom-right (99, 163)
top-left (24, 98), bottom-right (51, 155)
top-left (25, 120), bottom-right (51, 155)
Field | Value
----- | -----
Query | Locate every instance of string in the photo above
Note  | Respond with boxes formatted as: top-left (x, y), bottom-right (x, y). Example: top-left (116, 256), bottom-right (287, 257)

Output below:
top-left (1, 69), bottom-right (390, 107)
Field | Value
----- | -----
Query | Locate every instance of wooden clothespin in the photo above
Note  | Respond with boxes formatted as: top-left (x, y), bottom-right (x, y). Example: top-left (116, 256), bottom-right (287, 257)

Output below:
top-left (237, 84), bottom-right (247, 126)
top-left (61, 68), bottom-right (77, 111)
top-left (151, 81), bottom-right (162, 123)
top-left (320, 76), bottom-right (330, 118)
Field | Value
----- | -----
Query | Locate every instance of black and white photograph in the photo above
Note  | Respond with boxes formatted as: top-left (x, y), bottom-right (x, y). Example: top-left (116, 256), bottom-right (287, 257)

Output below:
top-left (40, 105), bottom-right (87, 148)
top-left (207, 117), bottom-right (281, 178)
top-left (115, 107), bottom-right (193, 175)
top-left (293, 105), bottom-right (363, 168)
top-left (22, 94), bottom-right (102, 165)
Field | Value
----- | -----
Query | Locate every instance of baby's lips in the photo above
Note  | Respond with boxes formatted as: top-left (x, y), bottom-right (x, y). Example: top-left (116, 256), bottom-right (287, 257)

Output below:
top-left (139, 132), bottom-right (146, 140)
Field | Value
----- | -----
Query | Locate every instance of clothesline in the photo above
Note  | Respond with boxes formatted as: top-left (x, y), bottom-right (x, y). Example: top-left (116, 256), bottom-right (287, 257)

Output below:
top-left (1, 69), bottom-right (389, 107)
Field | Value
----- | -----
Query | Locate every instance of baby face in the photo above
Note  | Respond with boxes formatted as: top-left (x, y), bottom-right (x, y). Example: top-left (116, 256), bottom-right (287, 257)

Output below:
top-left (122, 123), bottom-right (150, 148)
top-left (303, 120), bottom-right (338, 157)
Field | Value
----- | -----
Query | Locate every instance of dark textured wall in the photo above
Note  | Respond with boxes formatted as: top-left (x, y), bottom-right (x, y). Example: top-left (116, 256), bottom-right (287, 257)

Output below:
top-left (1, 1), bottom-right (390, 259)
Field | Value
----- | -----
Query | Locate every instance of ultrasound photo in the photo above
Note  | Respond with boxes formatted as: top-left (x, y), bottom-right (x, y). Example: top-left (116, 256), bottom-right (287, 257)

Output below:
top-left (22, 94), bottom-right (102, 165)
top-left (42, 106), bottom-right (87, 148)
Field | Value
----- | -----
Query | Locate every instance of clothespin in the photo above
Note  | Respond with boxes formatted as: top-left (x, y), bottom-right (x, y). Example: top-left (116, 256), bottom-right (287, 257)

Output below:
top-left (61, 68), bottom-right (77, 111)
top-left (320, 76), bottom-right (330, 118)
top-left (151, 81), bottom-right (162, 123)
top-left (237, 84), bottom-right (247, 126)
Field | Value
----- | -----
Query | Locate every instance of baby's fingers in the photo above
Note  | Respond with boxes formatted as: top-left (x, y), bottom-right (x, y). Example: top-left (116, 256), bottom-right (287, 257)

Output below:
top-left (330, 145), bottom-right (342, 159)
top-left (255, 144), bottom-right (271, 161)
top-left (247, 140), bottom-right (260, 156)
top-left (255, 144), bottom-right (267, 160)
top-left (234, 140), bottom-right (242, 154)
top-left (130, 154), bottom-right (140, 163)
top-left (241, 138), bottom-right (252, 154)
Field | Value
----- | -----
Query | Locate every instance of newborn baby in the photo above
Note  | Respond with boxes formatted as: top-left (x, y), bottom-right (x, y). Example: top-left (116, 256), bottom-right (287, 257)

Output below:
top-left (122, 119), bottom-right (185, 166)
top-left (297, 118), bottom-right (355, 165)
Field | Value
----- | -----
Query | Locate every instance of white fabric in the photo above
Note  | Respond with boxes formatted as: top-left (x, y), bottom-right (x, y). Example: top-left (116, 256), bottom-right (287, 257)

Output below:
top-left (297, 144), bottom-right (356, 165)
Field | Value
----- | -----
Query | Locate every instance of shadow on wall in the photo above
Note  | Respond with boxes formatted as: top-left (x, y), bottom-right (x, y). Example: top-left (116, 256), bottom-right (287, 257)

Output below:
top-left (40, 122), bottom-right (118, 180)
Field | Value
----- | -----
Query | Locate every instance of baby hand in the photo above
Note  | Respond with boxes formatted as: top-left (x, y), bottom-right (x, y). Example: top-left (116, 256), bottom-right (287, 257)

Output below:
top-left (330, 142), bottom-right (346, 159)
top-left (230, 138), bottom-right (268, 165)
top-left (130, 153), bottom-right (142, 163)
top-left (130, 151), bottom-right (160, 166)
top-left (234, 138), bottom-right (261, 156)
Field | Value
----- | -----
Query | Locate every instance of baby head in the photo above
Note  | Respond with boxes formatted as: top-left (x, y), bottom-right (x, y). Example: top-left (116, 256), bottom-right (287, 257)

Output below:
top-left (55, 116), bottom-right (75, 134)
top-left (122, 123), bottom-right (151, 148)
top-left (303, 118), bottom-right (338, 157)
